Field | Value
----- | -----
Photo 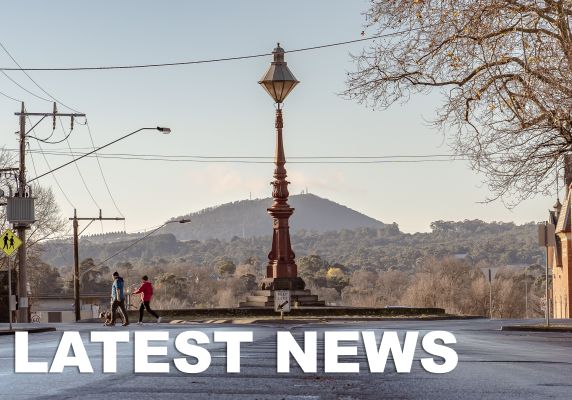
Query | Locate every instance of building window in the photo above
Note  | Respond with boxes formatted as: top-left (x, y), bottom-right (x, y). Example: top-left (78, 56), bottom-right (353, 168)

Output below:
top-left (47, 312), bottom-right (62, 323)
top-left (555, 236), bottom-right (563, 267)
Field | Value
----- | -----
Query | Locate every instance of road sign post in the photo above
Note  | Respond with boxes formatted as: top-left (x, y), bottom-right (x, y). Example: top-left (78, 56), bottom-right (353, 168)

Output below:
top-left (274, 290), bottom-right (291, 320)
top-left (7, 257), bottom-right (13, 331)
top-left (479, 267), bottom-right (498, 319)
top-left (1, 228), bottom-right (22, 257)
top-left (2, 228), bottom-right (23, 331)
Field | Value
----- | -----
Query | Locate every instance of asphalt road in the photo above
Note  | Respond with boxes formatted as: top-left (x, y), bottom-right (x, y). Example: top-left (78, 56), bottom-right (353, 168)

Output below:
top-left (0, 319), bottom-right (571, 399)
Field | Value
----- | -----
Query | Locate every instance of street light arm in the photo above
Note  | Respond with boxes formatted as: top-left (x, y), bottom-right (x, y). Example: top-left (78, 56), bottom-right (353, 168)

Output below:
top-left (28, 127), bottom-right (167, 183)
top-left (78, 219), bottom-right (189, 278)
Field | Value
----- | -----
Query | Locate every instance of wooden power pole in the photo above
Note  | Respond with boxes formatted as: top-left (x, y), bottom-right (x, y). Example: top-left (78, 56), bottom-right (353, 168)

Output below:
top-left (14, 102), bottom-right (85, 322)
top-left (16, 102), bottom-right (27, 323)
top-left (71, 209), bottom-right (124, 321)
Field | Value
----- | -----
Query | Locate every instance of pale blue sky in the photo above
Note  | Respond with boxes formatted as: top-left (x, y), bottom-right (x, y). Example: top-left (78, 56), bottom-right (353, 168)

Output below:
top-left (0, 1), bottom-right (555, 234)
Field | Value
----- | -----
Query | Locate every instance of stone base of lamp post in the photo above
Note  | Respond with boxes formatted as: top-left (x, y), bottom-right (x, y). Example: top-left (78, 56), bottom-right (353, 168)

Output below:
top-left (239, 287), bottom-right (325, 308)
top-left (259, 276), bottom-right (306, 291)
top-left (238, 277), bottom-right (326, 308)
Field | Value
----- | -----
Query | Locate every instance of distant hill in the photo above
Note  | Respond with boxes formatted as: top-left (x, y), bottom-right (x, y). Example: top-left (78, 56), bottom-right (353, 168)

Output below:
top-left (41, 195), bottom-right (542, 273)
top-left (164, 193), bottom-right (387, 241)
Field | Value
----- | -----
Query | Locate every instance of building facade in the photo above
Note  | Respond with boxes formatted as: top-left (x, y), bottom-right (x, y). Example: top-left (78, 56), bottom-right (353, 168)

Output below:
top-left (29, 293), bottom-right (110, 323)
top-left (550, 156), bottom-right (572, 318)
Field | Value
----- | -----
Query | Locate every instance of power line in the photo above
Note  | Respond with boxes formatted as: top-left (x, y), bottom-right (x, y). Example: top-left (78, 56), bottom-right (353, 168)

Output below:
top-left (26, 116), bottom-right (76, 209)
top-left (23, 151), bottom-right (475, 165)
top-left (26, 142), bottom-right (39, 177)
top-left (27, 127), bottom-right (71, 144)
top-left (0, 29), bottom-right (422, 72)
top-left (0, 84), bottom-right (23, 102)
top-left (125, 223), bottom-right (165, 235)
top-left (93, 223), bottom-right (169, 269)
top-left (1, 70), bottom-right (51, 102)
top-left (9, 148), bottom-right (482, 159)
top-left (84, 119), bottom-right (125, 222)
top-left (27, 127), bottom-right (164, 183)
top-left (0, 40), bottom-right (82, 113)
top-left (7, 147), bottom-right (496, 169)
top-left (5, 145), bottom-right (501, 166)
top-left (6, 44), bottom-right (124, 221)
top-left (45, 152), bottom-right (469, 159)
top-left (59, 116), bottom-right (101, 211)
top-left (2, 147), bottom-right (498, 160)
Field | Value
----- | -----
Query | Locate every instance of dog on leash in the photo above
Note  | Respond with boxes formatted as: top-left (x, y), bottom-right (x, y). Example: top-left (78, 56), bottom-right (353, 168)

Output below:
top-left (99, 310), bottom-right (124, 326)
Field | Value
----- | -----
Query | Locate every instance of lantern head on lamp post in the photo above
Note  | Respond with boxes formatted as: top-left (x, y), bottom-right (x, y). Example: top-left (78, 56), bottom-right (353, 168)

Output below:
top-left (258, 43), bottom-right (299, 106)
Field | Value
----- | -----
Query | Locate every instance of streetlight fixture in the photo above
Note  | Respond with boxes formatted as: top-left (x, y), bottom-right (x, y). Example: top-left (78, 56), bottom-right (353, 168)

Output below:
top-left (36, 124), bottom-right (173, 322)
top-left (479, 266), bottom-right (496, 319)
top-left (75, 218), bottom-right (190, 321)
top-left (258, 43), bottom-right (304, 291)
top-left (28, 126), bottom-right (171, 183)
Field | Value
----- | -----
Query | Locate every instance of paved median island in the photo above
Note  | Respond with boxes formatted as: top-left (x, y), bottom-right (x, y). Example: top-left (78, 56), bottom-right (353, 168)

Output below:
top-left (130, 306), bottom-right (444, 319)
top-left (501, 323), bottom-right (572, 333)
top-left (0, 326), bottom-right (57, 336)
top-left (115, 306), bottom-right (482, 324)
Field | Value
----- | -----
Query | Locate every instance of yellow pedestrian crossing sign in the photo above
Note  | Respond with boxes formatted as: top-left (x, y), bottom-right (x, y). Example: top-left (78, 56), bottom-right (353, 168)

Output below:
top-left (1, 229), bottom-right (22, 256)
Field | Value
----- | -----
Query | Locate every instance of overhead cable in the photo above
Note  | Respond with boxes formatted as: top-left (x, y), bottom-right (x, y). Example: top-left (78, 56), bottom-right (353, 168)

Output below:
top-left (0, 40), bottom-right (82, 113)
top-left (0, 28), bottom-right (423, 72)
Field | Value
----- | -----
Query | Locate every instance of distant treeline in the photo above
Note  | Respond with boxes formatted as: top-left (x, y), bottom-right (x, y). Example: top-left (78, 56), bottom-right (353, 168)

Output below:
top-left (40, 219), bottom-right (542, 271)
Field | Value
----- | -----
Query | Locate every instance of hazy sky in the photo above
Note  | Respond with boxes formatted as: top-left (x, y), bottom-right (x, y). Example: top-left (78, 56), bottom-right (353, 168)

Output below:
top-left (0, 1), bottom-right (558, 235)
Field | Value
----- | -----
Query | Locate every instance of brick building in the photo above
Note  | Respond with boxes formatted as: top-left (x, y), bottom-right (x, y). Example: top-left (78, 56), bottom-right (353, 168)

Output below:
top-left (550, 156), bottom-right (572, 318)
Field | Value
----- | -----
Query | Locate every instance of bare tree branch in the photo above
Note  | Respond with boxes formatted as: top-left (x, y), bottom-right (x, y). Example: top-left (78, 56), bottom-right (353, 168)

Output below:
top-left (345, 0), bottom-right (572, 205)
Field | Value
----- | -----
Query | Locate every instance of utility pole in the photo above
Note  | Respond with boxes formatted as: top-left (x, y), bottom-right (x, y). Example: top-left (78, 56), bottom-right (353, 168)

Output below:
top-left (545, 235), bottom-right (550, 327)
top-left (15, 102), bottom-right (85, 322)
top-left (71, 209), bottom-right (124, 321)
top-left (16, 102), bottom-right (27, 323)
top-left (537, 222), bottom-right (555, 327)
top-left (525, 273), bottom-right (528, 319)
top-left (489, 268), bottom-right (493, 320)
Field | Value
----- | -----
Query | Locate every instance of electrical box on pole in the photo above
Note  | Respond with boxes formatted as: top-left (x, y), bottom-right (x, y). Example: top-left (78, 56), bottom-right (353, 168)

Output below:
top-left (6, 197), bottom-right (36, 226)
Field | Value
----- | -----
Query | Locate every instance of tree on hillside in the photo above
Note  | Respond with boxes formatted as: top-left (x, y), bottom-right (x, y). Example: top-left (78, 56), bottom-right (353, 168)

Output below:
top-left (326, 265), bottom-right (350, 293)
top-left (79, 258), bottom-right (110, 293)
top-left (214, 257), bottom-right (236, 276)
top-left (346, 1), bottom-right (572, 204)
top-left (401, 257), bottom-right (478, 314)
top-left (154, 272), bottom-right (189, 301)
top-left (27, 256), bottom-right (62, 295)
top-left (298, 255), bottom-right (328, 286)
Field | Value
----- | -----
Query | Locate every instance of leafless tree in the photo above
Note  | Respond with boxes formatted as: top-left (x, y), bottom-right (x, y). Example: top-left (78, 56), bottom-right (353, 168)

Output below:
top-left (26, 185), bottom-right (67, 248)
top-left (346, 1), bottom-right (572, 204)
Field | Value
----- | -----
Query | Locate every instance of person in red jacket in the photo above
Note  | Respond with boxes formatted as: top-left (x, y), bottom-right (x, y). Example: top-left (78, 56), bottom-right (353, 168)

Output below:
top-left (132, 275), bottom-right (161, 324)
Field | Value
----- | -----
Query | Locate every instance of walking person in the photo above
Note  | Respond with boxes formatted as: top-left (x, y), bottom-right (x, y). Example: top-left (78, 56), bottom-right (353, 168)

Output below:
top-left (132, 275), bottom-right (161, 325)
top-left (107, 271), bottom-right (129, 326)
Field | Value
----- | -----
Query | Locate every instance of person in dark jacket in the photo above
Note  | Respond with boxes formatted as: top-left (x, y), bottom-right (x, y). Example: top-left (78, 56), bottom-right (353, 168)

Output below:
top-left (132, 275), bottom-right (161, 324)
top-left (107, 271), bottom-right (129, 326)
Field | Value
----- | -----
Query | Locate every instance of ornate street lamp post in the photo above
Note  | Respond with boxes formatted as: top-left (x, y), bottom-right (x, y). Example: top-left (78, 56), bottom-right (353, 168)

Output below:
top-left (258, 44), bottom-right (305, 291)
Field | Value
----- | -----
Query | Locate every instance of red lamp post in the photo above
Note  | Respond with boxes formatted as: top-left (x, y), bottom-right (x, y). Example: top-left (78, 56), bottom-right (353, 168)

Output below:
top-left (258, 44), bottom-right (305, 291)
